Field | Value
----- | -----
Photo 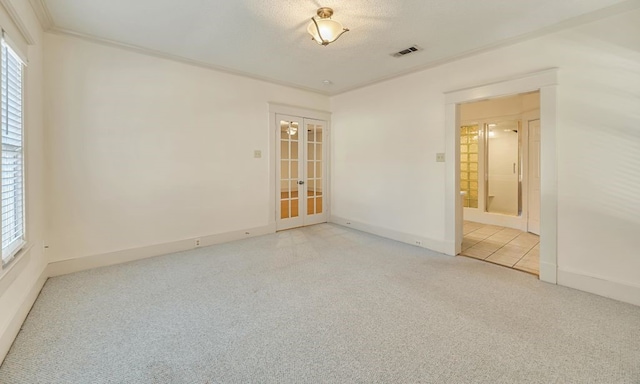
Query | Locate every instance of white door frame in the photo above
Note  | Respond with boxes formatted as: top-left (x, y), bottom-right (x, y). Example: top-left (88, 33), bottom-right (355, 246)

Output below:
top-left (526, 118), bottom-right (541, 235)
top-left (444, 69), bottom-right (558, 284)
top-left (268, 103), bottom-right (332, 229)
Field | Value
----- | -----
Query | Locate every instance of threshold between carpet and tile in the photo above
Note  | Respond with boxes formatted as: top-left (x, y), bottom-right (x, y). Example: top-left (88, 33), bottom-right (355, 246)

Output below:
top-left (0, 223), bottom-right (638, 383)
top-left (460, 221), bottom-right (540, 275)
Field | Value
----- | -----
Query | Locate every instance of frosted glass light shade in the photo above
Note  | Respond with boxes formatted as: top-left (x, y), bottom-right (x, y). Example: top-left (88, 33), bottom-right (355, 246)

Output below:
top-left (307, 8), bottom-right (349, 46)
top-left (307, 19), bottom-right (347, 45)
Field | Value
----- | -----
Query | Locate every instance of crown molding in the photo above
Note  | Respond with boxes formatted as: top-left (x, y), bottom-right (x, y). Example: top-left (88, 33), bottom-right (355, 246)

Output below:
top-left (0, 0), bottom-right (36, 44)
top-left (28, 0), bottom-right (54, 31)
top-left (47, 27), bottom-right (331, 96)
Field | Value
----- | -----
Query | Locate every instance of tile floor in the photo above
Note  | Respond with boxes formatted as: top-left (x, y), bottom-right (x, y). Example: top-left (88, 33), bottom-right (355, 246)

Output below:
top-left (459, 221), bottom-right (539, 275)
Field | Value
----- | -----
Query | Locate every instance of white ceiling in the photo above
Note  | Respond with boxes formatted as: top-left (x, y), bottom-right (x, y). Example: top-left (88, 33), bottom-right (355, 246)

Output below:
top-left (35, 0), bottom-right (633, 95)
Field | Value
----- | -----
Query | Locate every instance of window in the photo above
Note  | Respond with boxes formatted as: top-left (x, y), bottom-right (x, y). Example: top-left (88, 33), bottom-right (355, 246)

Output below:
top-left (1, 40), bottom-right (24, 266)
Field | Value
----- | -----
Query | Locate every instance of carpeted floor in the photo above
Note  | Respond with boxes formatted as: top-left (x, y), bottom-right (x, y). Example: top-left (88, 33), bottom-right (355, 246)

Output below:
top-left (1, 224), bottom-right (639, 383)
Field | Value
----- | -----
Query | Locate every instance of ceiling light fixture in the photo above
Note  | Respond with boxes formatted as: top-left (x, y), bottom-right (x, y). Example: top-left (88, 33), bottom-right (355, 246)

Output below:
top-left (286, 122), bottom-right (298, 136)
top-left (307, 7), bottom-right (349, 46)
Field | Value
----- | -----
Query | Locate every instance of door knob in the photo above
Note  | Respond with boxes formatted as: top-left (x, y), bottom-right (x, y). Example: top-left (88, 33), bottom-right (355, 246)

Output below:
top-left (298, 181), bottom-right (305, 185)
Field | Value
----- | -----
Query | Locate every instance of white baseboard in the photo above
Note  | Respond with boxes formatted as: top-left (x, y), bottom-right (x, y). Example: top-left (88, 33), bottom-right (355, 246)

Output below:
top-left (558, 268), bottom-right (640, 307)
top-left (330, 215), bottom-right (449, 254)
top-left (47, 224), bottom-right (276, 277)
top-left (0, 265), bottom-right (47, 364)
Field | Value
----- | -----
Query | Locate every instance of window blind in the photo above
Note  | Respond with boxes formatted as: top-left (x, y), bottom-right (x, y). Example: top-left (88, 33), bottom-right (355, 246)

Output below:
top-left (1, 40), bottom-right (23, 264)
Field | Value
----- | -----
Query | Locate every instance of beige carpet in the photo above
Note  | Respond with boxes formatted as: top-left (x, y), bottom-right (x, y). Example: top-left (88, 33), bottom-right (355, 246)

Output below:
top-left (1, 224), bottom-right (639, 383)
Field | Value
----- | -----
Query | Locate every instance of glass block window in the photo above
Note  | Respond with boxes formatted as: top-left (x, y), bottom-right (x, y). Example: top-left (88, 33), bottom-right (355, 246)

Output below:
top-left (460, 125), bottom-right (479, 208)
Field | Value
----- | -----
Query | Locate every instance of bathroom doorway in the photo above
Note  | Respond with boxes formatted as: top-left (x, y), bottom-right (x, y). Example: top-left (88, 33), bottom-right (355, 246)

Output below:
top-left (457, 92), bottom-right (541, 275)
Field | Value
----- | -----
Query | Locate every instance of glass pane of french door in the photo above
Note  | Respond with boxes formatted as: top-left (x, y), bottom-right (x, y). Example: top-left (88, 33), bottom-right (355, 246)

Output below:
top-left (306, 121), bottom-right (324, 216)
top-left (280, 120), bottom-right (300, 220)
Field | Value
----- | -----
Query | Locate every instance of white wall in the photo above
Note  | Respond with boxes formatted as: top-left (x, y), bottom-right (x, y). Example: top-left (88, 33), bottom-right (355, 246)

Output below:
top-left (44, 33), bottom-right (330, 263)
top-left (331, 9), bottom-right (640, 304)
top-left (0, 0), bottom-right (46, 364)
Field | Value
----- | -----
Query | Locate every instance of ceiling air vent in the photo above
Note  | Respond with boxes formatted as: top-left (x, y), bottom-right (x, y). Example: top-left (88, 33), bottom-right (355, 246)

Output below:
top-left (391, 45), bottom-right (422, 58)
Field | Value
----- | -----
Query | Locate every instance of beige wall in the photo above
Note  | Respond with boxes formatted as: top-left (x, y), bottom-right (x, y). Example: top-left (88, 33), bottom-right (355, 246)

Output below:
top-left (460, 93), bottom-right (540, 121)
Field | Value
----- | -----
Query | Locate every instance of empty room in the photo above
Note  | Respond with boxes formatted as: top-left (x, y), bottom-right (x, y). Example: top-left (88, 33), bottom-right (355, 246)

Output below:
top-left (1, 0), bottom-right (639, 382)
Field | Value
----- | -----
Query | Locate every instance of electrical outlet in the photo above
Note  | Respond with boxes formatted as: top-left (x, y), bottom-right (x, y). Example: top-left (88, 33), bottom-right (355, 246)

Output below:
top-left (436, 153), bottom-right (445, 162)
top-left (415, 240), bottom-right (422, 246)
top-left (346, 222), bottom-right (351, 225)
top-left (195, 238), bottom-right (201, 247)
top-left (254, 150), bottom-right (262, 158)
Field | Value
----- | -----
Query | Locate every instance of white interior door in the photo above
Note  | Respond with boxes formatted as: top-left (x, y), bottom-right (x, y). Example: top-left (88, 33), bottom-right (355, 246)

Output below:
top-left (276, 115), bottom-right (327, 230)
top-left (527, 119), bottom-right (541, 235)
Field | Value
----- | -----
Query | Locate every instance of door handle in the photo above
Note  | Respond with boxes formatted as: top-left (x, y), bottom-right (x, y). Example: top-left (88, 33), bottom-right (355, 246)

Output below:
top-left (298, 181), bottom-right (305, 185)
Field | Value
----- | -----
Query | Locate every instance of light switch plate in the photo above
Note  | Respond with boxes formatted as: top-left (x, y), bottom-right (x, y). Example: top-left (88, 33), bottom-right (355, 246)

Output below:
top-left (254, 150), bottom-right (262, 158)
top-left (436, 153), bottom-right (445, 162)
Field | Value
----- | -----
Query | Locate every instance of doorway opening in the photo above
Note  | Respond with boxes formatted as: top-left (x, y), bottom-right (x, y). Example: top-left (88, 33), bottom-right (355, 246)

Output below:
top-left (457, 92), bottom-right (541, 275)
top-left (458, 92), bottom-right (540, 232)
top-left (444, 69), bottom-right (558, 283)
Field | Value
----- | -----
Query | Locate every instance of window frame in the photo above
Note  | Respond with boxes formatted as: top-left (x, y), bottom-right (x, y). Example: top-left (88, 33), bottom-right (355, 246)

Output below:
top-left (0, 36), bottom-right (26, 268)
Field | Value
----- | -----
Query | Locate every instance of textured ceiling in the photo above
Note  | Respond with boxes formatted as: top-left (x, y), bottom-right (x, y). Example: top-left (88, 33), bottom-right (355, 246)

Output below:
top-left (36, 0), bottom-right (634, 94)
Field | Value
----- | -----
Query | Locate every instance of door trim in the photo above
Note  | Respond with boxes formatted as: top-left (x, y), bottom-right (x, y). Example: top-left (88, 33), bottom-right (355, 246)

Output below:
top-left (444, 69), bottom-right (558, 284)
top-left (268, 103), bottom-right (331, 229)
top-left (526, 118), bottom-right (541, 235)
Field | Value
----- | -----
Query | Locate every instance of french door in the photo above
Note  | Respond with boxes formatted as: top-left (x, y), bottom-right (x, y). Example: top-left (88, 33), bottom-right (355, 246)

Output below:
top-left (276, 114), bottom-right (327, 230)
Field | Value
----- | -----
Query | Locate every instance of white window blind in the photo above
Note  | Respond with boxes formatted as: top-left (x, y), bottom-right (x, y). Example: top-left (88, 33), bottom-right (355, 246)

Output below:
top-left (1, 39), bottom-right (24, 265)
